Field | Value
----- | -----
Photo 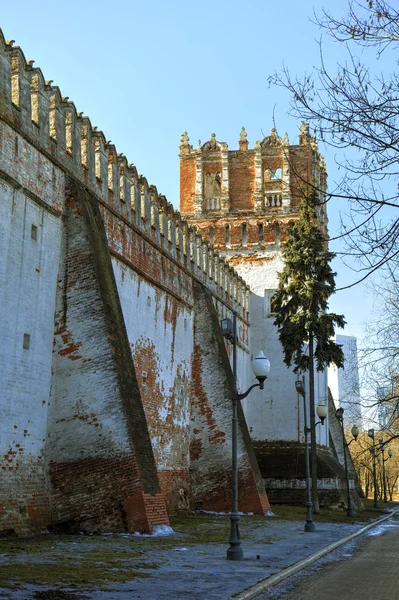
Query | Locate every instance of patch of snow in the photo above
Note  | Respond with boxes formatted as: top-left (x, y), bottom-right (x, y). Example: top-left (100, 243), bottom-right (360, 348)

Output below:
top-left (152, 524), bottom-right (175, 536)
top-left (197, 510), bottom-right (227, 515)
top-left (132, 524), bottom-right (175, 537)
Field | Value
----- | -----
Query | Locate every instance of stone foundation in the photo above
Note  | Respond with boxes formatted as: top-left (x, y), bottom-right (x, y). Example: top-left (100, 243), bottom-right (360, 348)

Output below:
top-left (254, 439), bottom-right (362, 508)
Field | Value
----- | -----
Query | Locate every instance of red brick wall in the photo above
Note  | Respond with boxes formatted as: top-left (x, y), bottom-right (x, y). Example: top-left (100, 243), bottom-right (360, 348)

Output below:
top-left (289, 146), bottom-right (313, 206)
top-left (180, 158), bottom-right (196, 215)
top-left (229, 152), bottom-right (255, 211)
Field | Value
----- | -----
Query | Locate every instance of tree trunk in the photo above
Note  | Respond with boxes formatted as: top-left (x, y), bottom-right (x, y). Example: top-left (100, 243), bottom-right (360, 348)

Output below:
top-left (309, 331), bottom-right (319, 513)
top-left (365, 470), bottom-right (370, 499)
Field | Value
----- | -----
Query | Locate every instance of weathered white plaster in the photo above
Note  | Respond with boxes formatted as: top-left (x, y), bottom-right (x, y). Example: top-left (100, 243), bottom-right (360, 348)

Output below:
top-left (0, 179), bottom-right (62, 510)
top-left (233, 251), bottom-right (329, 445)
top-left (112, 259), bottom-right (193, 472)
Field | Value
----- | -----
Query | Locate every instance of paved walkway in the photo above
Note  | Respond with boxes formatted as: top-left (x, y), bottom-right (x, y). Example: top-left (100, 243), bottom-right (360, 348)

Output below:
top-left (0, 511), bottom-right (397, 599)
top-left (255, 513), bottom-right (399, 600)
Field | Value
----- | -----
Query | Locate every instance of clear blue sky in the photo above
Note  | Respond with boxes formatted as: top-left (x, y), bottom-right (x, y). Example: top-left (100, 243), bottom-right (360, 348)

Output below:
top-left (0, 0), bottom-right (374, 343)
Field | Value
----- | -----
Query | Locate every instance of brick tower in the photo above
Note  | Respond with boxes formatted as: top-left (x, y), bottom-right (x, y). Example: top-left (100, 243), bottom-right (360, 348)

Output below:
top-left (179, 125), bottom-right (351, 505)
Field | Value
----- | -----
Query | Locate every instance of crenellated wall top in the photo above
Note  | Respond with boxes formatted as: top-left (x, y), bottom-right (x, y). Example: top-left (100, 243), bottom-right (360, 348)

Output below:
top-left (0, 28), bottom-right (250, 320)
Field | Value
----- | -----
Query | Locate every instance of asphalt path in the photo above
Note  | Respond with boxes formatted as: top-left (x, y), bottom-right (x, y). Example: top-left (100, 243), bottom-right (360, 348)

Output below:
top-left (255, 514), bottom-right (399, 600)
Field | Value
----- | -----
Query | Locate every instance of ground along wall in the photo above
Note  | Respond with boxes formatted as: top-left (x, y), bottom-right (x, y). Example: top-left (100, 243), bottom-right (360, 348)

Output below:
top-left (0, 28), bottom-right (269, 534)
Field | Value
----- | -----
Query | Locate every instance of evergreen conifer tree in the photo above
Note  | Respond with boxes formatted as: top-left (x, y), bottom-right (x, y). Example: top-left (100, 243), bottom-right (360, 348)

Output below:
top-left (273, 190), bottom-right (345, 512)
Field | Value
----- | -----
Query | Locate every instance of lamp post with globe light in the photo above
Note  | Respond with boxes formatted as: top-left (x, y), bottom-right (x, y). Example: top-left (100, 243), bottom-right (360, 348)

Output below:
top-left (221, 310), bottom-right (270, 561)
top-left (295, 376), bottom-right (328, 532)
top-left (334, 407), bottom-right (359, 518)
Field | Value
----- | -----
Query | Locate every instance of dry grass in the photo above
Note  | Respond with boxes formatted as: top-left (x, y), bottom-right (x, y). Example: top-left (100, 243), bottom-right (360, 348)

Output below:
top-left (271, 499), bottom-right (399, 523)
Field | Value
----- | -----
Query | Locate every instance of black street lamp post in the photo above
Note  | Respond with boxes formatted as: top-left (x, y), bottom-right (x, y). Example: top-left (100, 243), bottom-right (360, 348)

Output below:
top-left (368, 429), bottom-right (379, 508)
top-left (334, 407), bottom-right (359, 518)
top-left (379, 440), bottom-right (393, 503)
top-left (295, 377), bottom-right (327, 532)
top-left (221, 310), bottom-right (270, 561)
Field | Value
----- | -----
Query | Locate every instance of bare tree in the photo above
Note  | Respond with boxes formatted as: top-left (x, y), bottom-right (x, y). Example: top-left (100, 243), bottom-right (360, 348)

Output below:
top-left (358, 260), bottom-right (399, 431)
top-left (269, 1), bottom-right (399, 287)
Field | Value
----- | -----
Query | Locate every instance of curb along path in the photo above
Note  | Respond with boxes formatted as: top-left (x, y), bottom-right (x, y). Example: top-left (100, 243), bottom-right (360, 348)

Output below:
top-left (233, 508), bottom-right (399, 600)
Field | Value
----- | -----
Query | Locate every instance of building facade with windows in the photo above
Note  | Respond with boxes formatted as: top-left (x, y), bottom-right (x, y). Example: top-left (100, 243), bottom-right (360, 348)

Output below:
top-left (328, 335), bottom-right (363, 430)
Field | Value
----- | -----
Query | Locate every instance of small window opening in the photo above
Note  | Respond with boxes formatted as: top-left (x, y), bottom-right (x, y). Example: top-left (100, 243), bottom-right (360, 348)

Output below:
top-left (258, 223), bottom-right (264, 243)
top-left (241, 223), bottom-right (247, 247)
top-left (23, 333), bottom-right (30, 350)
top-left (271, 168), bottom-right (282, 180)
top-left (274, 222), bottom-right (280, 245)
top-left (224, 224), bottom-right (230, 248)
top-left (31, 225), bottom-right (38, 241)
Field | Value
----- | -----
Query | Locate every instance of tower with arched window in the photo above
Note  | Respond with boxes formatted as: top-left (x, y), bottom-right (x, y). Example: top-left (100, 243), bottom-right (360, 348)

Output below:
top-left (179, 125), bottom-right (351, 506)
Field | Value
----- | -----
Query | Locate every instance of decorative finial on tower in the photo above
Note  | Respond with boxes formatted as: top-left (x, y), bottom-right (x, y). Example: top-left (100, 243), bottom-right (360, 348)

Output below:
top-left (239, 127), bottom-right (249, 151)
top-left (255, 140), bottom-right (261, 150)
top-left (197, 140), bottom-right (201, 149)
top-left (299, 121), bottom-right (309, 136)
top-left (179, 131), bottom-right (193, 155)
top-left (180, 131), bottom-right (190, 145)
top-left (260, 128), bottom-right (280, 147)
top-left (299, 122), bottom-right (311, 146)
top-left (208, 133), bottom-right (217, 151)
top-left (283, 132), bottom-right (289, 145)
